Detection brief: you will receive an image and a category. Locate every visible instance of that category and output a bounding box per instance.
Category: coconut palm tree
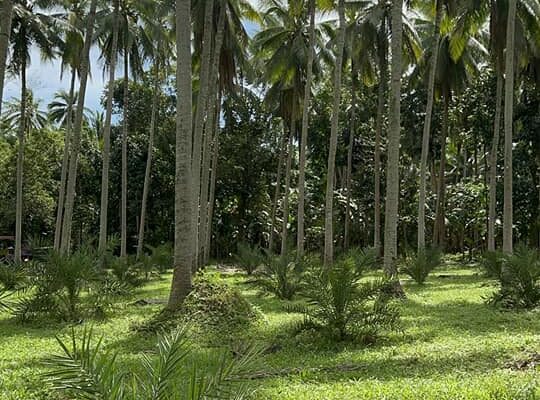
[168,0,194,308]
[0,0,14,116]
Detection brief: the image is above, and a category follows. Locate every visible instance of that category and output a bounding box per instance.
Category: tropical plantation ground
[1,258,539,400]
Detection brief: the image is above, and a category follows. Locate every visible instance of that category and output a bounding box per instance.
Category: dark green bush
[290,258,400,343]
[340,247,378,270]
[488,246,540,309]
[481,250,505,279]
[401,247,442,284]
[235,242,263,275]
[250,254,303,300]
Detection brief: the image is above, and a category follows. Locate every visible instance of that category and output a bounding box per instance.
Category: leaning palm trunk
[502,0,516,254]
[136,56,160,260]
[281,107,295,258]
[198,7,225,267]
[60,0,98,253]
[120,49,129,258]
[191,0,215,267]
[487,70,503,251]
[54,68,77,251]
[383,0,403,280]
[0,0,14,116]
[168,0,194,308]
[296,0,316,260]
[98,0,120,253]
[14,64,27,264]
[268,124,287,252]
[344,60,358,250]
[323,0,346,266]
[417,0,443,251]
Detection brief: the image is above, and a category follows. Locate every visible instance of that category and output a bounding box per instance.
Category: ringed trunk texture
[168,0,194,308]
[296,0,316,260]
[121,50,129,257]
[281,108,295,258]
[98,0,120,253]
[0,0,14,116]
[15,64,27,264]
[323,0,346,266]
[60,0,98,253]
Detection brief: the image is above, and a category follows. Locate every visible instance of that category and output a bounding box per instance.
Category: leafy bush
[235,242,263,275]
[44,326,259,400]
[481,250,504,279]
[488,246,540,309]
[340,247,378,270]
[250,254,303,300]
[145,243,173,273]
[109,256,145,287]
[401,247,442,284]
[0,262,27,290]
[290,258,400,342]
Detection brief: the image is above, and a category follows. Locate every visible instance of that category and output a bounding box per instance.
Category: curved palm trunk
[60,0,98,253]
[168,0,194,308]
[417,0,443,251]
[502,0,516,254]
[281,107,295,258]
[296,0,316,260]
[487,70,503,251]
[14,63,27,264]
[191,0,214,266]
[98,0,120,253]
[344,60,358,250]
[323,0,346,266]
[383,0,403,281]
[199,8,225,267]
[0,0,14,116]
[120,49,129,257]
[433,96,449,249]
[54,68,77,251]
[136,57,160,260]
[268,124,287,252]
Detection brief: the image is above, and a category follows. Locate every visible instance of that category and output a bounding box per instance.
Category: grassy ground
[0,261,539,399]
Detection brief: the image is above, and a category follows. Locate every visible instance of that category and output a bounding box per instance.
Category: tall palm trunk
[344,60,358,250]
[433,96,449,248]
[0,0,14,116]
[418,0,443,251]
[502,0,516,254]
[98,0,120,253]
[268,124,287,252]
[136,56,160,260]
[487,69,503,251]
[54,68,77,251]
[15,62,27,264]
[323,0,346,266]
[191,0,214,266]
[281,106,295,258]
[60,0,98,253]
[199,7,225,267]
[120,48,129,257]
[296,0,316,260]
[168,0,194,308]
[383,0,403,280]
[374,19,387,257]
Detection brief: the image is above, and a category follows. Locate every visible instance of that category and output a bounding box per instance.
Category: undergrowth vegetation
[401,247,442,284]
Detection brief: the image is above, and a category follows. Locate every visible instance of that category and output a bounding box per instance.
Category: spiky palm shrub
[251,254,303,300]
[235,242,263,275]
[401,247,442,284]
[481,250,505,279]
[488,246,540,309]
[339,247,378,270]
[44,326,258,399]
[291,258,400,342]
[0,261,27,312]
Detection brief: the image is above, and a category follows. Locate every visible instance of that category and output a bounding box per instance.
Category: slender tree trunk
[281,105,295,258]
[60,0,98,253]
[191,0,215,266]
[344,60,358,250]
[383,0,403,281]
[168,0,194,308]
[418,0,442,251]
[14,63,27,264]
[296,0,316,260]
[324,0,346,266]
[98,0,120,253]
[268,124,287,252]
[374,18,387,257]
[0,0,13,116]
[54,68,77,251]
[120,49,129,257]
[136,57,160,260]
[502,0,516,254]
[199,7,225,267]
[433,96,448,249]
[487,70,503,251]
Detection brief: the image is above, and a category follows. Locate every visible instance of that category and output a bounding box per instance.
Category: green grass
[1,262,539,399]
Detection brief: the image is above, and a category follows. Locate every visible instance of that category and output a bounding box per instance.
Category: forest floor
[1,259,539,399]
